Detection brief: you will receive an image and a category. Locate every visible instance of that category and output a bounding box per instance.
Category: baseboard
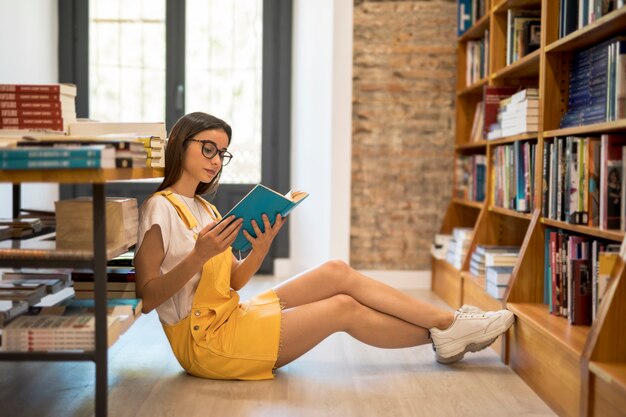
[359,270,431,290]
[271,259,431,290]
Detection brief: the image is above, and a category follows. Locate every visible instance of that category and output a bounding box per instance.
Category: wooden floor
[0,275,555,417]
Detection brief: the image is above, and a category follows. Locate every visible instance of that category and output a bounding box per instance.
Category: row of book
[454,154,486,203]
[0,83,77,132]
[560,36,626,128]
[544,230,620,324]
[541,134,626,230]
[492,141,537,213]
[465,30,489,86]
[560,0,626,39]
[486,88,539,140]
[506,9,541,66]
[457,0,487,37]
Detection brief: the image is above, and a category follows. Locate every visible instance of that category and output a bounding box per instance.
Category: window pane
[186,0,263,184]
[89,0,166,123]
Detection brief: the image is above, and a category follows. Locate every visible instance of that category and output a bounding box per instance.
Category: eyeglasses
[185,139,233,166]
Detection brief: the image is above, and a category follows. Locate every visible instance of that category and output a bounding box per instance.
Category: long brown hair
[157,112,232,196]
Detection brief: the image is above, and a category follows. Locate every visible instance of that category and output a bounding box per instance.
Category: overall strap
[157,190,198,231]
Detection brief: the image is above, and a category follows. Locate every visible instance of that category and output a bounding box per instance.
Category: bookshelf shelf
[456,140,488,150]
[540,218,625,242]
[486,132,538,145]
[458,13,490,42]
[442,1,626,415]
[543,119,626,138]
[492,0,542,14]
[545,6,626,53]
[508,302,590,357]
[492,48,540,80]
[457,77,489,97]
[0,167,164,184]
[451,198,484,209]
[589,361,626,392]
[489,206,532,220]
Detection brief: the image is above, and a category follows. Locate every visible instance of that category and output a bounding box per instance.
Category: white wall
[0,0,59,217]
[289,0,353,272]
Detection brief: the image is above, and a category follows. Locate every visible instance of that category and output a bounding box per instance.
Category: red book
[0,101,63,110]
[0,83,76,96]
[0,109,62,118]
[482,86,517,137]
[0,118,64,130]
[570,259,592,325]
[0,93,66,102]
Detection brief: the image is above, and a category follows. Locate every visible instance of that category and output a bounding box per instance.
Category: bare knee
[329,294,362,328]
[320,260,354,290]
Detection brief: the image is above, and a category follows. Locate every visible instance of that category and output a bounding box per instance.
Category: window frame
[58,0,292,273]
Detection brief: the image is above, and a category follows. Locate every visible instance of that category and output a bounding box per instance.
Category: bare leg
[273,260,454,330]
[275,294,431,368]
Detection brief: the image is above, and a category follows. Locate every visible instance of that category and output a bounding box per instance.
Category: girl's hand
[193,216,243,261]
[243,214,285,255]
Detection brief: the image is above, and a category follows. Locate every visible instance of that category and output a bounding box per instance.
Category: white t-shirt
[136,193,218,325]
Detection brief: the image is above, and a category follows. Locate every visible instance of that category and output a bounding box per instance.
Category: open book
[219,184,309,252]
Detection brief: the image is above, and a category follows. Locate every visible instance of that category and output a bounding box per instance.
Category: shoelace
[457,312,488,319]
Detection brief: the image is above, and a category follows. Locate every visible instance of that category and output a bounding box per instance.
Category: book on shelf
[0,145,115,169]
[67,121,167,143]
[0,283,47,305]
[595,246,620,320]
[70,266,136,283]
[484,252,519,267]
[0,218,43,238]
[454,154,486,202]
[72,281,135,292]
[1,278,67,294]
[485,279,507,300]
[483,86,518,139]
[599,134,626,229]
[506,9,540,65]
[1,315,121,351]
[486,265,514,285]
[0,84,77,132]
[2,270,72,283]
[0,300,28,327]
[62,298,143,318]
[55,197,138,251]
[218,184,309,252]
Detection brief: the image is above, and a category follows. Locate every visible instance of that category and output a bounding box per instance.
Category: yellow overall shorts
[156,191,282,380]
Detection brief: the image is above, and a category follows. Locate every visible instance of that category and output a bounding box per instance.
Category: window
[59,0,293,272]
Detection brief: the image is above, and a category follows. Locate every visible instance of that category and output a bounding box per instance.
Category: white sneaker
[429,309,514,364]
[458,304,483,314]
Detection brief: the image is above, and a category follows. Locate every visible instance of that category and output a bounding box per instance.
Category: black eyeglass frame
[185,139,233,165]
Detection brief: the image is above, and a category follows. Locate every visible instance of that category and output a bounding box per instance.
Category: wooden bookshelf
[439,0,626,415]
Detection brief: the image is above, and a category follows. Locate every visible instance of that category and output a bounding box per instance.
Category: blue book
[219,184,309,252]
[0,146,108,160]
[0,158,110,169]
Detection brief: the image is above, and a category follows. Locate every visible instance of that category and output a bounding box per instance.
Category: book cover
[218,184,309,252]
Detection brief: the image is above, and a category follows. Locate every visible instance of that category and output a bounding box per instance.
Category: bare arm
[135,216,243,313]
[230,214,284,290]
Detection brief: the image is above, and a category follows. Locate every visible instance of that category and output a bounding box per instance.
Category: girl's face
[182,128,230,184]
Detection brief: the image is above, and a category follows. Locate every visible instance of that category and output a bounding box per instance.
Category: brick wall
[351,0,457,269]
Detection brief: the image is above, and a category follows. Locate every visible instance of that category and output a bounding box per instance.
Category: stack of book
[2,315,121,351]
[481,246,520,299]
[498,88,539,137]
[0,270,73,326]
[560,37,626,128]
[431,233,453,260]
[0,83,77,132]
[0,218,43,238]
[482,85,517,140]
[68,121,167,168]
[55,197,138,252]
[445,228,473,269]
[71,267,136,300]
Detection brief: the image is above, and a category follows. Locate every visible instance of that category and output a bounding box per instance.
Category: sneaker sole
[434,313,515,364]
[434,337,497,364]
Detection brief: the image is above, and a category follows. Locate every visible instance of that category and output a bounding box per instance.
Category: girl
[134,112,514,381]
